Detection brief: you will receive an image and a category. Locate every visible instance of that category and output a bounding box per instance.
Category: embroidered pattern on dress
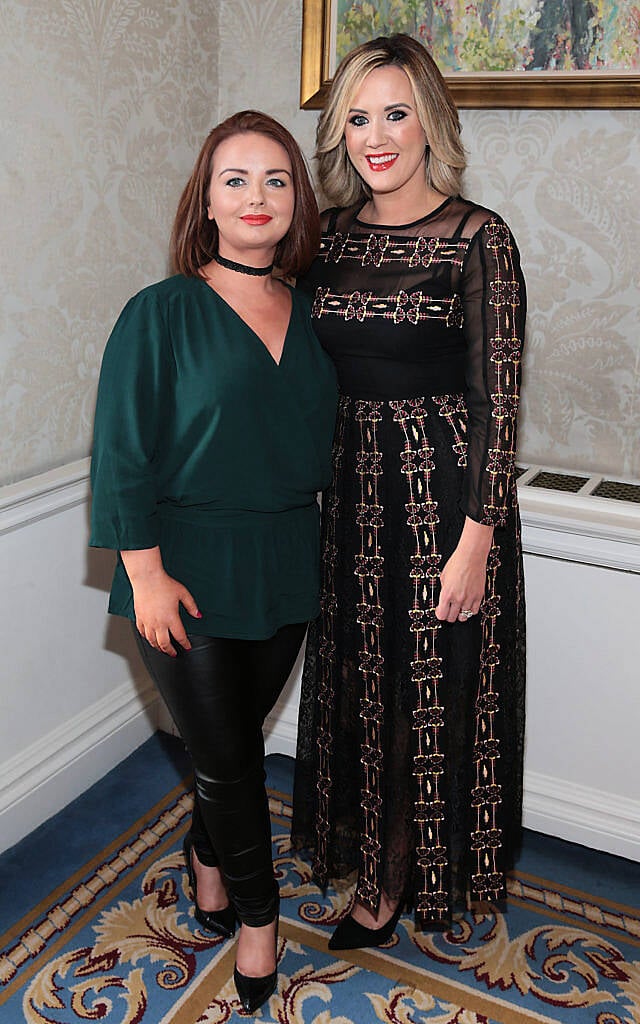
[312,287,463,328]
[481,218,523,528]
[432,393,468,466]
[390,398,450,920]
[353,400,385,911]
[464,215,522,899]
[319,233,468,270]
[470,540,505,901]
[313,396,350,886]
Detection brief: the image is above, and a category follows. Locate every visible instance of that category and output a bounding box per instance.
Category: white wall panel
[0,462,161,850]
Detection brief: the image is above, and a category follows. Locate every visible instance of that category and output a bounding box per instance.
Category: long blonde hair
[317,35,465,206]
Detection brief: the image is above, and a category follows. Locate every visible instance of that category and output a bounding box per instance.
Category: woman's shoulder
[449,196,513,239]
[129,273,198,305]
[319,206,341,233]
[118,273,206,321]
[319,203,362,233]
[449,198,523,272]
[107,276,206,349]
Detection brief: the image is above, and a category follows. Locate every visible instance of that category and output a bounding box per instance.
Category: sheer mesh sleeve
[460,217,526,526]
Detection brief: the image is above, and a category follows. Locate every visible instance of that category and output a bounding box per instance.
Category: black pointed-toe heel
[183,835,236,938]
[234,910,279,1013]
[233,964,277,1014]
[328,902,404,951]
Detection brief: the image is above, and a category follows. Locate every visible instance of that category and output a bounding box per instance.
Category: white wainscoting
[0,460,163,852]
[1,460,639,861]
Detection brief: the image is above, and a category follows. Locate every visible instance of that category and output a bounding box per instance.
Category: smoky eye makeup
[347,103,411,128]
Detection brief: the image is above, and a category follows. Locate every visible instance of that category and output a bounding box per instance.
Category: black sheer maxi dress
[291,196,527,925]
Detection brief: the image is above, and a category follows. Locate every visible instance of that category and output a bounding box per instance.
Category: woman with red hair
[91,110,337,1013]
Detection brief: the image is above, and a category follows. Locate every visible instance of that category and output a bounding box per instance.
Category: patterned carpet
[1,732,639,1023]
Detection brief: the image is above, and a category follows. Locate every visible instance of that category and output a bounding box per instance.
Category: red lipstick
[365,153,399,172]
[241,214,272,225]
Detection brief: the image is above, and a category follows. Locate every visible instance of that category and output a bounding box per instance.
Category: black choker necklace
[213,252,273,277]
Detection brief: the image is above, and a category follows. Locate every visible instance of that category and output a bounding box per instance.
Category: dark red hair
[170,111,320,279]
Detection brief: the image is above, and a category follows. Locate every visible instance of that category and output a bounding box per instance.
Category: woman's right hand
[120,547,201,657]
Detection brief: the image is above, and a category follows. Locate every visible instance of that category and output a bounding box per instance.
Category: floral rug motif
[1,742,639,1024]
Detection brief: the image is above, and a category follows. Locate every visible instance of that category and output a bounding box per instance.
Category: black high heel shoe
[183,835,236,938]
[233,910,279,1014]
[328,901,404,951]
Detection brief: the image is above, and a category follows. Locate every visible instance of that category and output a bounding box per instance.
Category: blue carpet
[1,732,639,1024]
[0,732,191,935]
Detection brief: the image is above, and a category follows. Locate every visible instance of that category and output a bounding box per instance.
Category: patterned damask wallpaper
[462,109,640,480]
[0,0,220,486]
[1,0,638,486]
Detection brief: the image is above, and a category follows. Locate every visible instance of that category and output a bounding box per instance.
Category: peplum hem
[107,503,321,640]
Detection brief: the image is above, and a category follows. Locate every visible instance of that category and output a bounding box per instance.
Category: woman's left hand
[435,518,494,623]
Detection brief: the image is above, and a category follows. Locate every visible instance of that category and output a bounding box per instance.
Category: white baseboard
[523,770,640,861]
[0,675,163,854]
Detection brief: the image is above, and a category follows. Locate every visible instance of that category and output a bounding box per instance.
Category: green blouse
[90,274,338,639]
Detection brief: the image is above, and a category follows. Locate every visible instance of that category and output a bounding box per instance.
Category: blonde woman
[292,35,526,947]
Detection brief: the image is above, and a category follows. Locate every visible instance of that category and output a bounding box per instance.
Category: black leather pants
[135,622,306,926]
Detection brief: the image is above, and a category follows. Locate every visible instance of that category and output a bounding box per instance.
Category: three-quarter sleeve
[90,291,173,550]
[460,217,526,526]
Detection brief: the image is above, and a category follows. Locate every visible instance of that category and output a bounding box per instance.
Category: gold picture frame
[300,0,640,109]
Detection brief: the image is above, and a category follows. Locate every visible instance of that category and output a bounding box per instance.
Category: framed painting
[301,0,640,108]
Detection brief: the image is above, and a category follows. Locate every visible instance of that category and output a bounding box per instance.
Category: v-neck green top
[90,274,338,639]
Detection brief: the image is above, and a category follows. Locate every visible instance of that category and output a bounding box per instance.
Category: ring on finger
[460,609,473,619]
